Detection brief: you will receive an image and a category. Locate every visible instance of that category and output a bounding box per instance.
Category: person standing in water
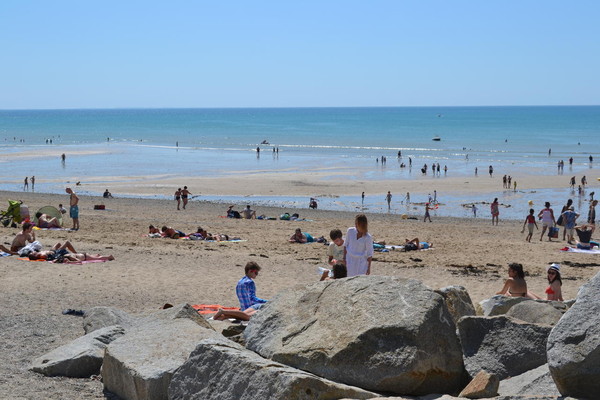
[385,191,392,210]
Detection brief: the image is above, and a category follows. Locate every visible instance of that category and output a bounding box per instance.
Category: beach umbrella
[33,206,63,226]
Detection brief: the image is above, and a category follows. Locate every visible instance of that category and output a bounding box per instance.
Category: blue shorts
[70,205,79,219]
[420,242,430,249]
[577,243,591,250]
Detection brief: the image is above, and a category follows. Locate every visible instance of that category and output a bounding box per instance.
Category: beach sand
[1,189,598,399]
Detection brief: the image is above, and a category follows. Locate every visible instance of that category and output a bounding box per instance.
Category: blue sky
[1,1,599,109]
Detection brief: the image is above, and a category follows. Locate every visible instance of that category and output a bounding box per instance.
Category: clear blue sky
[1,1,599,109]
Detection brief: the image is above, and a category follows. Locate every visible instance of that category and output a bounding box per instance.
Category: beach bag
[556,215,564,226]
[548,226,559,239]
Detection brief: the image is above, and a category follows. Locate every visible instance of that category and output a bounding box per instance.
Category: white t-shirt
[327,241,345,262]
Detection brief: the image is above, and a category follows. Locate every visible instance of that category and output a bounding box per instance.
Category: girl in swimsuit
[496,263,534,298]
[545,264,563,301]
[174,188,182,210]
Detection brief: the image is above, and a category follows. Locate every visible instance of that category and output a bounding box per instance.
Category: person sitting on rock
[496,263,536,299]
[545,263,563,301]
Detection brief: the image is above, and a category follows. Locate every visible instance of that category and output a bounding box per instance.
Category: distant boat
[261,139,269,145]
[432,136,441,141]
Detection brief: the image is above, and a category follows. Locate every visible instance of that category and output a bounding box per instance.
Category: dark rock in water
[245,276,465,396]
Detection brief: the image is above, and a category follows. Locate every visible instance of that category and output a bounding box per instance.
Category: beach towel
[1,251,11,257]
[560,247,600,254]
[60,259,111,265]
[33,227,70,231]
[192,304,240,315]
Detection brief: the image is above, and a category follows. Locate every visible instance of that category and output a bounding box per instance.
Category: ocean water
[0,106,598,219]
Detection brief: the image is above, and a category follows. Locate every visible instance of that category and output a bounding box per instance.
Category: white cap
[547,263,560,272]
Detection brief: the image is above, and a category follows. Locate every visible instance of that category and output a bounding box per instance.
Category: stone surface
[478,295,529,317]
[168,338,379,400]
[30,325,124,378]
[498,364,560,397]
[102,304,220,400]
[458,370,499,399]
[83,306,135,334]
[435,285,476,325]
[245,276,465,395]
[547,271,600,397]
[505,300,563,325]
[457,315,552,380]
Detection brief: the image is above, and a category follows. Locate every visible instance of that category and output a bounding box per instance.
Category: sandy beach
[1,188,598,399]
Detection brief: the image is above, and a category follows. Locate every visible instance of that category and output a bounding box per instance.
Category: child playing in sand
[521,209,538,242]
[344,214,373,277]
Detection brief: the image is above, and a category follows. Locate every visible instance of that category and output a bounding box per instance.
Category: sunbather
[36,212,62,228]
[289,228,314,243]
[402,238,433,251]
[161,226,186,239]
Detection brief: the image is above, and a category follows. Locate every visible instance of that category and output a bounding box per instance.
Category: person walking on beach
[569,176,576,189]
[561,206,579,244]
[31,176,35,191]
[581,176,587,187]
[475,167,478,176]
[488,165,494,178]
[61,153,66,163]
[23,177,28,191]
[385,191,392,210]
[491,198,500,225]
[174,188,181,210]
[66,187,80,231]
[404,192,410,204]
[424,203,432,222]
[588,200,598,225]
[472,204,477,218]
[344,214,373,277]
[521,209,538,242]
[181,186,191,209]
[538,202,556,241]
[559,199,573,241]
[361,192,365,205]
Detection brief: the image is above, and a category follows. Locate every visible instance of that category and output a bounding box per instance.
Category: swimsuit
[508,289,527,297]
[545,286,554,295]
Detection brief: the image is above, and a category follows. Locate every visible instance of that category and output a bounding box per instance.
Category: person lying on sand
[289,228,314,243]
[496,263,537,299]
[161,226,186,239]
[402,238,432,251]
[36,212,62,229]
[0,222,35,255]
[28,250,114,263]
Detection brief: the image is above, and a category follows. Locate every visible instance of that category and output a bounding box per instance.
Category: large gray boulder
[168,338,379,400]
[102,304,219,400]
[83,306,135,334]
[457,315,552,380]
[497,364,560,397]
[30,325,125,377]
[505,300,564,326]
[478,295,529,316]
[547,271,600,397]
[435,285,476,325]
[245,276,465,395]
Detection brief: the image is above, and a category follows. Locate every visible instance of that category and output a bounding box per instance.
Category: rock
[168,338,379,400]
[498,364,560,396]
[435,285,476,325]
[30,325,124,378]
[505,301,563,325]
[458,370,499,399]
[547,271,600,397]
[83,306,135,334]
[478,295,529,316]
[244,276,465,395]
[102,304,220,400]
[457,315,551,380]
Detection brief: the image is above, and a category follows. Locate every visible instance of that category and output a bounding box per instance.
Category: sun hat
[547,263,560,273]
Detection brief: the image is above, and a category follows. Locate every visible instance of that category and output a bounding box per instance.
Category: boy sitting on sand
[0,222,36,255]
[214,262,267,321]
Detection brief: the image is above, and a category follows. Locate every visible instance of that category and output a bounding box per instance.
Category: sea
[0,106,598,220]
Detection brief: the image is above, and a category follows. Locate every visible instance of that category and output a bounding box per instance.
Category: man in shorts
[66,187,80,230]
